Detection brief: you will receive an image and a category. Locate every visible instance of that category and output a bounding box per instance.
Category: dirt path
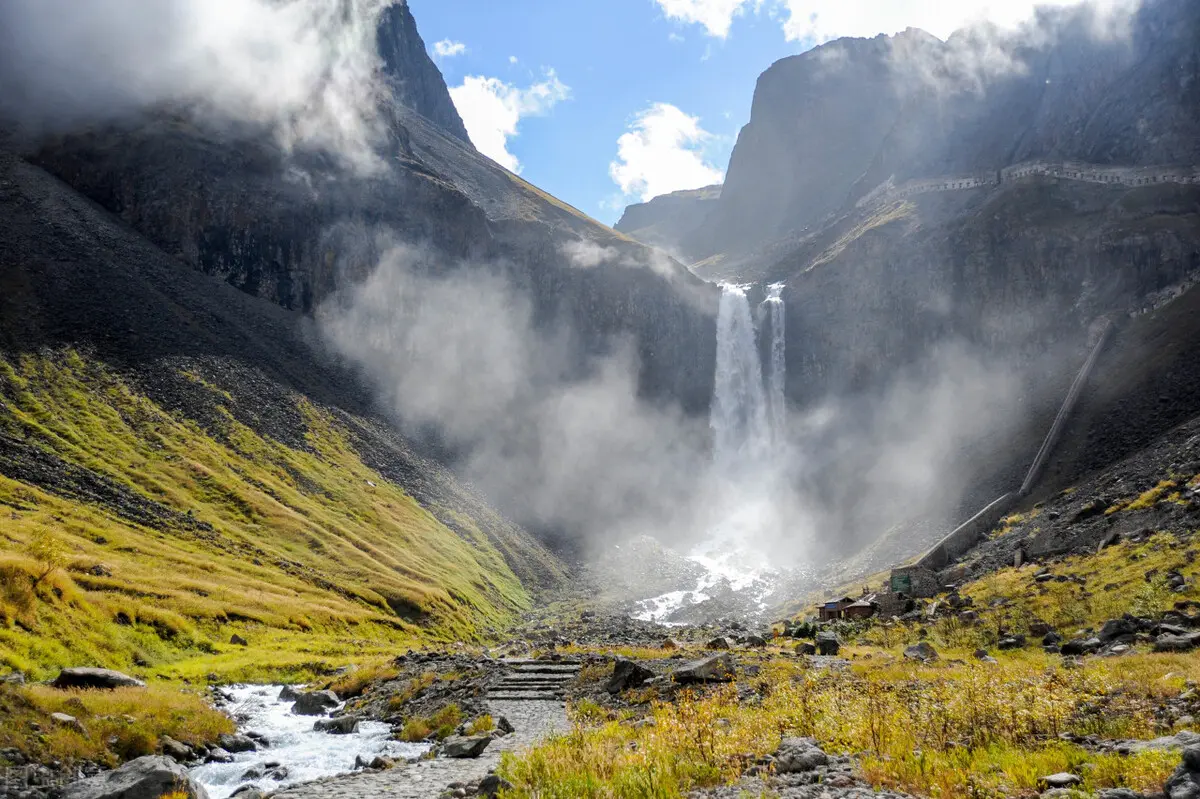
[272,661,577,799]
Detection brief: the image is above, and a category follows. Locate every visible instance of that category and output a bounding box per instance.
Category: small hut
[842,594,879,620]
[818,596,855,622]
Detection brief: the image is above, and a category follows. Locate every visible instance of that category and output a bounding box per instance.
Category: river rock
[231,788,267,799]
[292,689,339,715]
[607,659,654,693]
[671,654,736,684]
[314,716,361,734]
[774,737,829,773]
[442,735,492,758]
[59,755,209,799]
[159,735,194,762]
[218,733,258,753]
[52,667,145,690]
[205,747,234,764]
[479,774,514,797]
[278,685,302,702]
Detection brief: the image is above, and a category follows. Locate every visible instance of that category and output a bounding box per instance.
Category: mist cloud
[0,0,390,169]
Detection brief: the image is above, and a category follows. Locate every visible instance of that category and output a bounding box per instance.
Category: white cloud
[509,55,519,64]
[432,39,466,58]
[777,0,1140,42]
[449,70,570,172]
[654,0,755,38]
[655,0,1141,42]
[609,103,724,203]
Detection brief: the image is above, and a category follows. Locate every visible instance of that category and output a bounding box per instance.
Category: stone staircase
[486,659,581,702]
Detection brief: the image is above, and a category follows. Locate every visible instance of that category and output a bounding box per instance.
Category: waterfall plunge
[711,284,772,472]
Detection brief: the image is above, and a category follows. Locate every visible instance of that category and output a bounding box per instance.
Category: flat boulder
[60,755,209,799]
[774,737,829,773]
[1155,632,1200,653]
[314,716,360,735]
[607,659,654,694]
[903,643,938,662]
[217,733,257,753]
[53,668,145,690]
[291,689,339,716]
[671,654,736,684]
[442,735,492,759]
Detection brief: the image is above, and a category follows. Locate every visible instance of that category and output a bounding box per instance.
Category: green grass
[0,349,549,682]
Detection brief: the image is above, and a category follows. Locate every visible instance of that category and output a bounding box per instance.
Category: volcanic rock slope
[0,1,713,677]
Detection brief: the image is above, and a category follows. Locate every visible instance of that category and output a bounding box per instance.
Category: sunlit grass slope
[0,349,544,682]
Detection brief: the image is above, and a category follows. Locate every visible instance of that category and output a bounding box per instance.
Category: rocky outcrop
[377,1,471,144]
[614,185,721,259]
[292,690,340,716]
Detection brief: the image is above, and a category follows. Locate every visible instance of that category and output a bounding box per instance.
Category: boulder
[314,716,361,734]
[1042,773,1082,789]
[442,735,492,759]
[904,643,938,662]
[205,748,234,764]
[278,685,302,702]
[1155,632,1200,653]
[774,737,829,773]
[745,635,768,648]
[1099,618,1139,643]
[815,631,840,656]
[671,654,736,684]
[1,671,26,685]
[52,668,145,690]
[217,733,257,753]
[51,712,87,735]
[368,756,395,770]
[1164,745,1200,799]
[1061,638,1102,656]
[60,755,209,799]
[291,689,339,716]
[795,642,816,656]
[607,659,654,694]
[706,636,732,650]
[479,774,514,798]
[497,716,515,734]
[1043,631,1063,646]
[230,634,249,646]
[997,635,1026,650]
[231,789,267,799]
[159,735,194,762]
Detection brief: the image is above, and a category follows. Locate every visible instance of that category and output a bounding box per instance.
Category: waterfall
[763,283,786,446]
[710,283,771,472]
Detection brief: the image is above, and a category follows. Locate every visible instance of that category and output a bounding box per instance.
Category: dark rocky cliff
[613,185,721,257]
[377,1,472,144]
[683,0,1200,260]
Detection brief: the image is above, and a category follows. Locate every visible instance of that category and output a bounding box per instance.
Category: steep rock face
[692,0,1200,260]
[377,1,471,144]
[614,185,721,259]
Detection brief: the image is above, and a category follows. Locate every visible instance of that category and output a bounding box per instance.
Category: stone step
[486,692,563,701]
[508,665,581,675]
[496,673,575,682]
[502,659,583,667]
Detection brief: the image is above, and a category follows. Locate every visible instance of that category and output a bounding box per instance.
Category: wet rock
[442,735,492,759]
[278,685,302,702]
[205,748,234,764]
[239,765,265,782]
[607,659,654,694]
[671,654,736,684]
[159,735,194,762]
[52,667,145,690]
[291,689,339,715]
[774,737,829,773]
[230,788,266,799]
[815,631,840,656]
[369,756,395,770]
[217,733,257,753]
[314,716,361,734]
[904,642,938,662]
[59,755,209,799]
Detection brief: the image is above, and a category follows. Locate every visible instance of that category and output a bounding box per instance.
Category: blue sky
[409,0,808,224]
[407,0,1108,225]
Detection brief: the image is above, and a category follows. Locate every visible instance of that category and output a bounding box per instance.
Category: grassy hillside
[0,348,548,683]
